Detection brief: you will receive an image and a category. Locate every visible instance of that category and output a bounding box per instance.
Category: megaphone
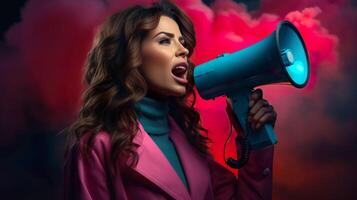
[193,20,310,168]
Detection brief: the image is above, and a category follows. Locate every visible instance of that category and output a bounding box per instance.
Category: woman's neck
[134,95,170,135]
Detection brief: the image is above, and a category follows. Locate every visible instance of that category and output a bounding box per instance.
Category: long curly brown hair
[64,0,212,173]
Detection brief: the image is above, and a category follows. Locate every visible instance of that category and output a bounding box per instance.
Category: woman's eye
[159,38,171,44]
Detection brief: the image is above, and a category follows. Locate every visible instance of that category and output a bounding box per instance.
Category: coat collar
[128,115,211,200]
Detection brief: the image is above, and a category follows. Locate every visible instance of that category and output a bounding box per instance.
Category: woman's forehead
[150,16,182,38]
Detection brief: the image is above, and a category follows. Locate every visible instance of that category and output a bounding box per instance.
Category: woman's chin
[169,86,186,97]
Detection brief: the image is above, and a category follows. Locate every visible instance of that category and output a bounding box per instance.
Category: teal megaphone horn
[193,20,310,168]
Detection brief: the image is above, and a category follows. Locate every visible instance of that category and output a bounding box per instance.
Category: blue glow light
[286,60,308,85]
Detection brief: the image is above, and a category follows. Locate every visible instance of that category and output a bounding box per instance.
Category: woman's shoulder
[65,130,112,163]
[89,131,111,145]
[77,130,112,154]
[64,131,117,187]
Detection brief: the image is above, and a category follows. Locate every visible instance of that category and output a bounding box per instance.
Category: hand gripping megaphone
[193,21,310,168]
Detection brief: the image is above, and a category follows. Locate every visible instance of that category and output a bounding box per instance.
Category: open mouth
[171,64,188,84]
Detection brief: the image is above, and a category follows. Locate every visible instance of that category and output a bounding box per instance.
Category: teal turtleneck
[134,96,189,190]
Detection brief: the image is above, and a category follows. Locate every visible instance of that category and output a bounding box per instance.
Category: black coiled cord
[224,124,250,169]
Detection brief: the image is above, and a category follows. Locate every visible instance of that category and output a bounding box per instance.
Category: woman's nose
[176,43,189,58]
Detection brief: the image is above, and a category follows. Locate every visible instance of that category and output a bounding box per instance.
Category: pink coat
[64,115,274,200]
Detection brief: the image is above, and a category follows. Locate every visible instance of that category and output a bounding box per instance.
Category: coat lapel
[168,115,211,200]
[128,118,191,200]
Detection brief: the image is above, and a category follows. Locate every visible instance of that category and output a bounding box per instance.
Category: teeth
[175,65,186,70]
[172,65,187,77]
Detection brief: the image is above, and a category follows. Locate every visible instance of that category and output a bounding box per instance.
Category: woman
[64,0,277,199]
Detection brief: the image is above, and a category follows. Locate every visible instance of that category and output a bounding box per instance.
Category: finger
[256,106,276,126]
[250,106,272,130]
[250,88,263,101]
[252,106,273,123]
[256,112,276,129]
[249,99,268,116]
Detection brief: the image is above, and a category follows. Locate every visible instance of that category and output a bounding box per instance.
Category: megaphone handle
[228,88,278,150]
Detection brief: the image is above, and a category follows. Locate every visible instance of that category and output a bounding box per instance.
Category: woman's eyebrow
[152,31,184,42]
